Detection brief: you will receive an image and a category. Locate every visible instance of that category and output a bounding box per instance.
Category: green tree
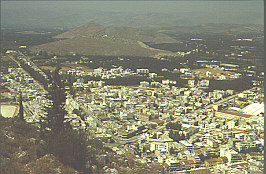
[19,93,24,121]
[166,121,182,130]
[40,66,89,172]
[43,51,48,59]
[169,147,175,154]
[169,130,186,142]
[169,115,174,121]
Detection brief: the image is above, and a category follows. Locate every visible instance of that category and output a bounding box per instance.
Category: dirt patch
[191,68,238,80]
[192,68,235,76]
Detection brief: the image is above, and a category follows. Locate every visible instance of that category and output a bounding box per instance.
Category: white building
[94,68,103,75]
[150,142,169,152]
[220,145,238,163]
[188,80,195,86]
[218,75,227,80]
[198,79,209,87]
[149,73,158,78]
[227,120,235,129]
[180,68,190,74]
[86,117,97,128]
[162,79,176,85]
[140,81,149,87]
[206,71,212,77]
[137,69,149,74]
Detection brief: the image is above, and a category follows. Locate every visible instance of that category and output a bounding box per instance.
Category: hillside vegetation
[0,117,77,173]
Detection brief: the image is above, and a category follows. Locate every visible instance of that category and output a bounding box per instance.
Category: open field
[192,68,236,76]
[40,64,95,72]
[1,104,19,118]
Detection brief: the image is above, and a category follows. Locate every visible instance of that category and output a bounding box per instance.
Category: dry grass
[192,68,236,76]
[30,37,170,57]
[30,22,176,57]
[40,64,94,72]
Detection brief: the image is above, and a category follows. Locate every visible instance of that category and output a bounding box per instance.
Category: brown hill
[30,22,177,57]
[54,21,177,43]
[54,21,106,39]
[30,37,172,57]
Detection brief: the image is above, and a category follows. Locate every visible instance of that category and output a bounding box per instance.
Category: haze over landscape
[1,1,264,29]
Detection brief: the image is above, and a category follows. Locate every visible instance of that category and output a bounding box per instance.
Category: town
[1,45,264,173]
[1,0,264,173]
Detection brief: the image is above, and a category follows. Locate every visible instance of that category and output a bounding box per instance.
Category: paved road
[7,53,48,93]
[194,87,256,115]
[7,54,21,67]
[193,94,238,115]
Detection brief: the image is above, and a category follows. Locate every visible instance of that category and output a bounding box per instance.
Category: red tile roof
[216,158,222,162]
[162,163,170,167]
[127,154,136,160]
[187,160,195,164]
[158,94,173,98]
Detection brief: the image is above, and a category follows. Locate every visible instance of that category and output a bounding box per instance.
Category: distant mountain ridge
[158,23,264,34]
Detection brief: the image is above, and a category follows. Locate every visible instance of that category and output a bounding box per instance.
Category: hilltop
[30,22,177,57]
[54,21,106,39]
[54,21,177,43]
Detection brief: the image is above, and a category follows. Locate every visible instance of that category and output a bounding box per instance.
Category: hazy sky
[2,1,262,13]
[1,1,264,29]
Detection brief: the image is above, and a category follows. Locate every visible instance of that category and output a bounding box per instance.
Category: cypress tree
[40,65,89,172]
[19,93,24,121]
